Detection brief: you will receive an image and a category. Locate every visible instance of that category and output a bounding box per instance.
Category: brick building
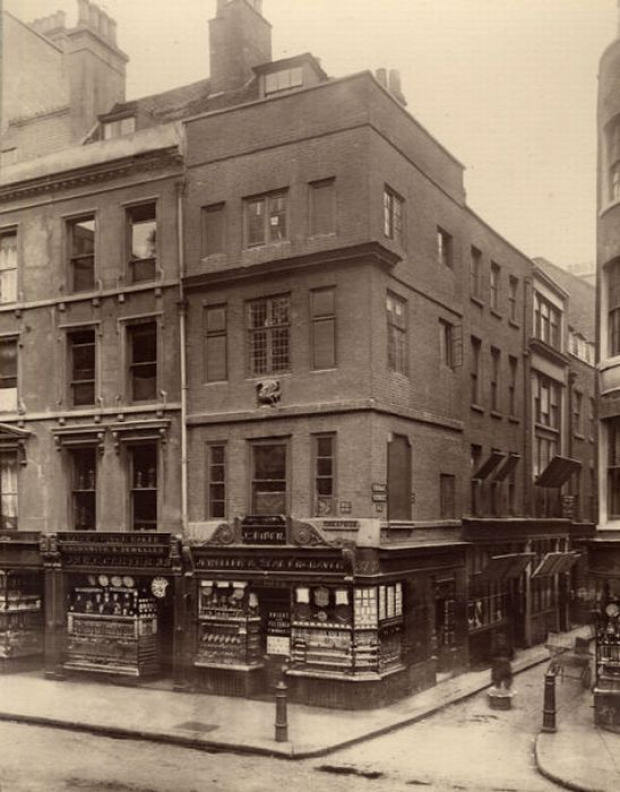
[0,0,595,706]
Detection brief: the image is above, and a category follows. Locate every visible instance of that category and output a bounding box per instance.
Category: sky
[5,0,619,270]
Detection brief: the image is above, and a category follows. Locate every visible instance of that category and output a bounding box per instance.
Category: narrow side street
[0,662,584,792]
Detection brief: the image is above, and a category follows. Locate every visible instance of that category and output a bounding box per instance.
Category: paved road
[0,663,581,791]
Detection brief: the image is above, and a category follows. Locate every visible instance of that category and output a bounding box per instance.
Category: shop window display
[64,575,159,677]
[0,571,43,662]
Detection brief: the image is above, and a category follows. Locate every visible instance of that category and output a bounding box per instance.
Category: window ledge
[470,295,484,308]
[508,415,520,424]
[490,309,503,320]
[471,403,484,414]
[534,422,560,434]
[311,367,338,373]
[490,410,503,420]
[573,432,586,441]
[508,319,520,329]
[308,232,337,241]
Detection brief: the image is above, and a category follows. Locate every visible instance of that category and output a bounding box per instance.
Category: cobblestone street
[0,662,587,791]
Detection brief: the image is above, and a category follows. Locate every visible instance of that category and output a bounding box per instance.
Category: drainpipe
[177,180,188,535]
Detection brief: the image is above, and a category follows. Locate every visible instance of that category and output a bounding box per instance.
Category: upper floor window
[207,444,226,519]
[534,372,560,429]
[130,443,157,531]
[128,203,157,283]
[534,293,561,349]
[439,473,456,519]
[470,246,482,300]
[205,305,227,382]
[608,118,620,201]
[0,338,17,413]
[573,390,583,436]
[314,434,336,517]
[383,187,403,246]
[71,447,96,531]
[386,292,407,374]
[103,116,135,140]
[508,276,518,322]
[437,227,453,268]
[309,179,335,236]
[245,191,287,247]
[608,418,620,518]
[490,262,500,312]
[470,336,481,405]
[0,452,18,530]
[128,322,157,402]
[69,329,96,407]
[311,288,336,370]
[247,295,290,375]
[202,203,225,256]
[609,261,620,356]
[490,347,500,412]
[0,230,17,304]
[68,216,95,293]
[508,355,518,416]
[439,319,455,369]
[265,67,303,94]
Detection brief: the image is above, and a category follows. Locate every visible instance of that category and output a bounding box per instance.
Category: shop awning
[477,552,535,584]
[531,551,580,578]
[492,453,521,482]
[535,455,581,488]
[473,450,506,480]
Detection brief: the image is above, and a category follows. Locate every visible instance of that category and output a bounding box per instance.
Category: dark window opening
[314,434,335,516]
[205,305,227,382]
[68,216,95,292]
[252,443,287,515]
[71,447,96,531]
[129,322,157,402]
[130,444,157,531]
[311,288,336,369]
[69,329,95,407]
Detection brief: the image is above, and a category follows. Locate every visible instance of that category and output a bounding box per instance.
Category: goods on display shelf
[195,580,262,667]
[64,578,160,677]
[596,602,620,689]
[0,571,43,661]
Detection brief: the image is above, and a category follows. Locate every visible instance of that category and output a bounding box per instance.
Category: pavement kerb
[534,737,605,792]
[0,647,553,761]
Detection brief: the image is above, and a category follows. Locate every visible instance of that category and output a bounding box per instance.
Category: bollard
[275,680,288,742]
[542,668,557,733]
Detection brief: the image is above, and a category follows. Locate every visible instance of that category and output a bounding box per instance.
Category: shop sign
[267,609,290,635]
[195,555,345,573]
[241,516,287,545]
[266,635,290,655]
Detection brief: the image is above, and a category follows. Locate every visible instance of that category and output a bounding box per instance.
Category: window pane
[131,219,156,261]
[206,306,226,333]
[0,233,17,272]
[71,219,95,256]
[268,194,287,241]
[132,258,156,283]
[73,257,95,292]
[254,444,286,479]
[0,452,17,530]
[132,365,157,401]
[247,199,265,245]
[311,288,335,318]
[211,446,225,465]
[317,437,332,457]
[131,324,157,363]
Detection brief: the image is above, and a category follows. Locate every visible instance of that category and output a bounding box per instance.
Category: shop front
[187,517,467,709]
[0,532,44,671]
[40,532,183,683]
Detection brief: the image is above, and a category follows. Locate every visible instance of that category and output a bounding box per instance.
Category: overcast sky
[6,0,618,269]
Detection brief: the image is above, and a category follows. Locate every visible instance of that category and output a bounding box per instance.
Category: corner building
[0,0,595,707]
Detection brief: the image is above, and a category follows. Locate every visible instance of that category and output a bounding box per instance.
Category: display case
[194,581,262,669]
[0,571,43,663]
[596,603,620,691]
[64,578,159,677]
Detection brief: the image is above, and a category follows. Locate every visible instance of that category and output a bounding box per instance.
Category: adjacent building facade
[0,0,596,707]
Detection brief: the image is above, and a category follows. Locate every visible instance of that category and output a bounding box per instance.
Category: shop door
[387,435,411,521]
[258,587,291,691]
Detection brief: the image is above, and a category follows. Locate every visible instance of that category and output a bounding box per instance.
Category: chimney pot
[376,68,387,87]
[388,69,401,93]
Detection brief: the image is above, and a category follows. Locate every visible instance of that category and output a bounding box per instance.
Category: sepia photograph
[0,0,618,789]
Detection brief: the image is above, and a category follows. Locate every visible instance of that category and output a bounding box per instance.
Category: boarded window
[311,288,336,369]
[205,305,227,382]
[309,179,335,236]
[202,203,225,256]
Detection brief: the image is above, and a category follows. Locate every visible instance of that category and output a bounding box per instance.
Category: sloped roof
[533,257,595,341]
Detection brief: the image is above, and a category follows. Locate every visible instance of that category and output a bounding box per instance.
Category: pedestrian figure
[491,634,514,690]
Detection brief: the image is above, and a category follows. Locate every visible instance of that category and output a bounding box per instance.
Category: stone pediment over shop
[189,515,357,549]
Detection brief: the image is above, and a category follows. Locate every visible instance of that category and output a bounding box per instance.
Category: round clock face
[122,576,135,589]
[606,603,620,618]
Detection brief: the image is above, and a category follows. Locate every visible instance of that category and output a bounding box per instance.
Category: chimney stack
[209,0,272,94]
[388,69,407,106]
[375,68,387,88]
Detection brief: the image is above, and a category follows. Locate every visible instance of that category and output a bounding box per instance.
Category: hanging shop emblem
[150,576,169,599]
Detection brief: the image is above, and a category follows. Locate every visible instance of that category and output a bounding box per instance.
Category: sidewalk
[536,689,620,792]
[0,631,580,760]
